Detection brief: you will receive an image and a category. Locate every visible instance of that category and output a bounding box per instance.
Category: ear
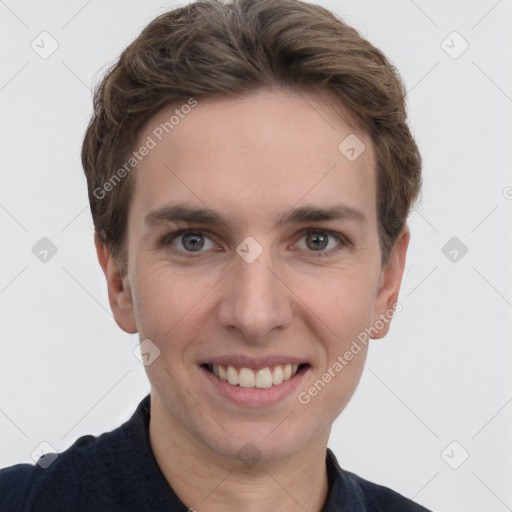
[370,225,410,340]
[94,231,138,334]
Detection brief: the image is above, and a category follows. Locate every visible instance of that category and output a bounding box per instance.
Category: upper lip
[201,355,309,369]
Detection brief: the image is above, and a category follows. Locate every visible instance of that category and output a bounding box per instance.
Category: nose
[216,241,294,345]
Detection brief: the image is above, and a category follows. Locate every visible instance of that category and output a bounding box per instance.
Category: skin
[95,88,410,512]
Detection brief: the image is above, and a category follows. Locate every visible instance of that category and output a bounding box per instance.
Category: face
[96,88,409,464]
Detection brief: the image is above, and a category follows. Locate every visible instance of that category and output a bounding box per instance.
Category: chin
[198,419,321,467]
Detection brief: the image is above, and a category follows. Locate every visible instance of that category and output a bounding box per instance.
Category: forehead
[129,89,376,230]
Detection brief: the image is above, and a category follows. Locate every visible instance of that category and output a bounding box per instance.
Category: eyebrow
[143,203,368,230]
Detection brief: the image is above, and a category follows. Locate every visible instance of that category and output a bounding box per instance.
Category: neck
[148,395,330,512]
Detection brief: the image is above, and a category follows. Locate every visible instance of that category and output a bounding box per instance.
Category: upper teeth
[211,364,300,389]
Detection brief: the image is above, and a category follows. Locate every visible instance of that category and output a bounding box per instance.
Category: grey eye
[305,232,329,251]
[180,232,205,251]
[294,230,344,254]
[164,230,216,254]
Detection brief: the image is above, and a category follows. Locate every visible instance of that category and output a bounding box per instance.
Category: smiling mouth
[201,363,309,389]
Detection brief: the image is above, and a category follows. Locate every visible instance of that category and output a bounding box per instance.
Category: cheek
[298,267,378,341]
[294,268,374,410]
[132,264,199,342]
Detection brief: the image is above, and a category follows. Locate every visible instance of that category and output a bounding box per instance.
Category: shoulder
[0,462,38,511]
[327,449,432,511]
[0,431,123,512]
[342,469,432,511]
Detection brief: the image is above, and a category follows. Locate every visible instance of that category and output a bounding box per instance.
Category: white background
[1,1,511,511]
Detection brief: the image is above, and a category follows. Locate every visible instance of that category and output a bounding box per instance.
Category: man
[0,0,430,510]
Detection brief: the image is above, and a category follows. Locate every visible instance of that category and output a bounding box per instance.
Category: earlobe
[370,226,410,340]
[94,231,138,334]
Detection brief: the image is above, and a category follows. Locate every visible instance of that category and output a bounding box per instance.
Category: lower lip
[200,366,310,407]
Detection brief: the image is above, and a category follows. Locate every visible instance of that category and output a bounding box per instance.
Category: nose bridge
[217,240,293,342]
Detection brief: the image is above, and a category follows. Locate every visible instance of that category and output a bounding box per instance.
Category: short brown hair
[82,0,421,275]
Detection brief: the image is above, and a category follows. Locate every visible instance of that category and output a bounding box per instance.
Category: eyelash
[160,228,351,259]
